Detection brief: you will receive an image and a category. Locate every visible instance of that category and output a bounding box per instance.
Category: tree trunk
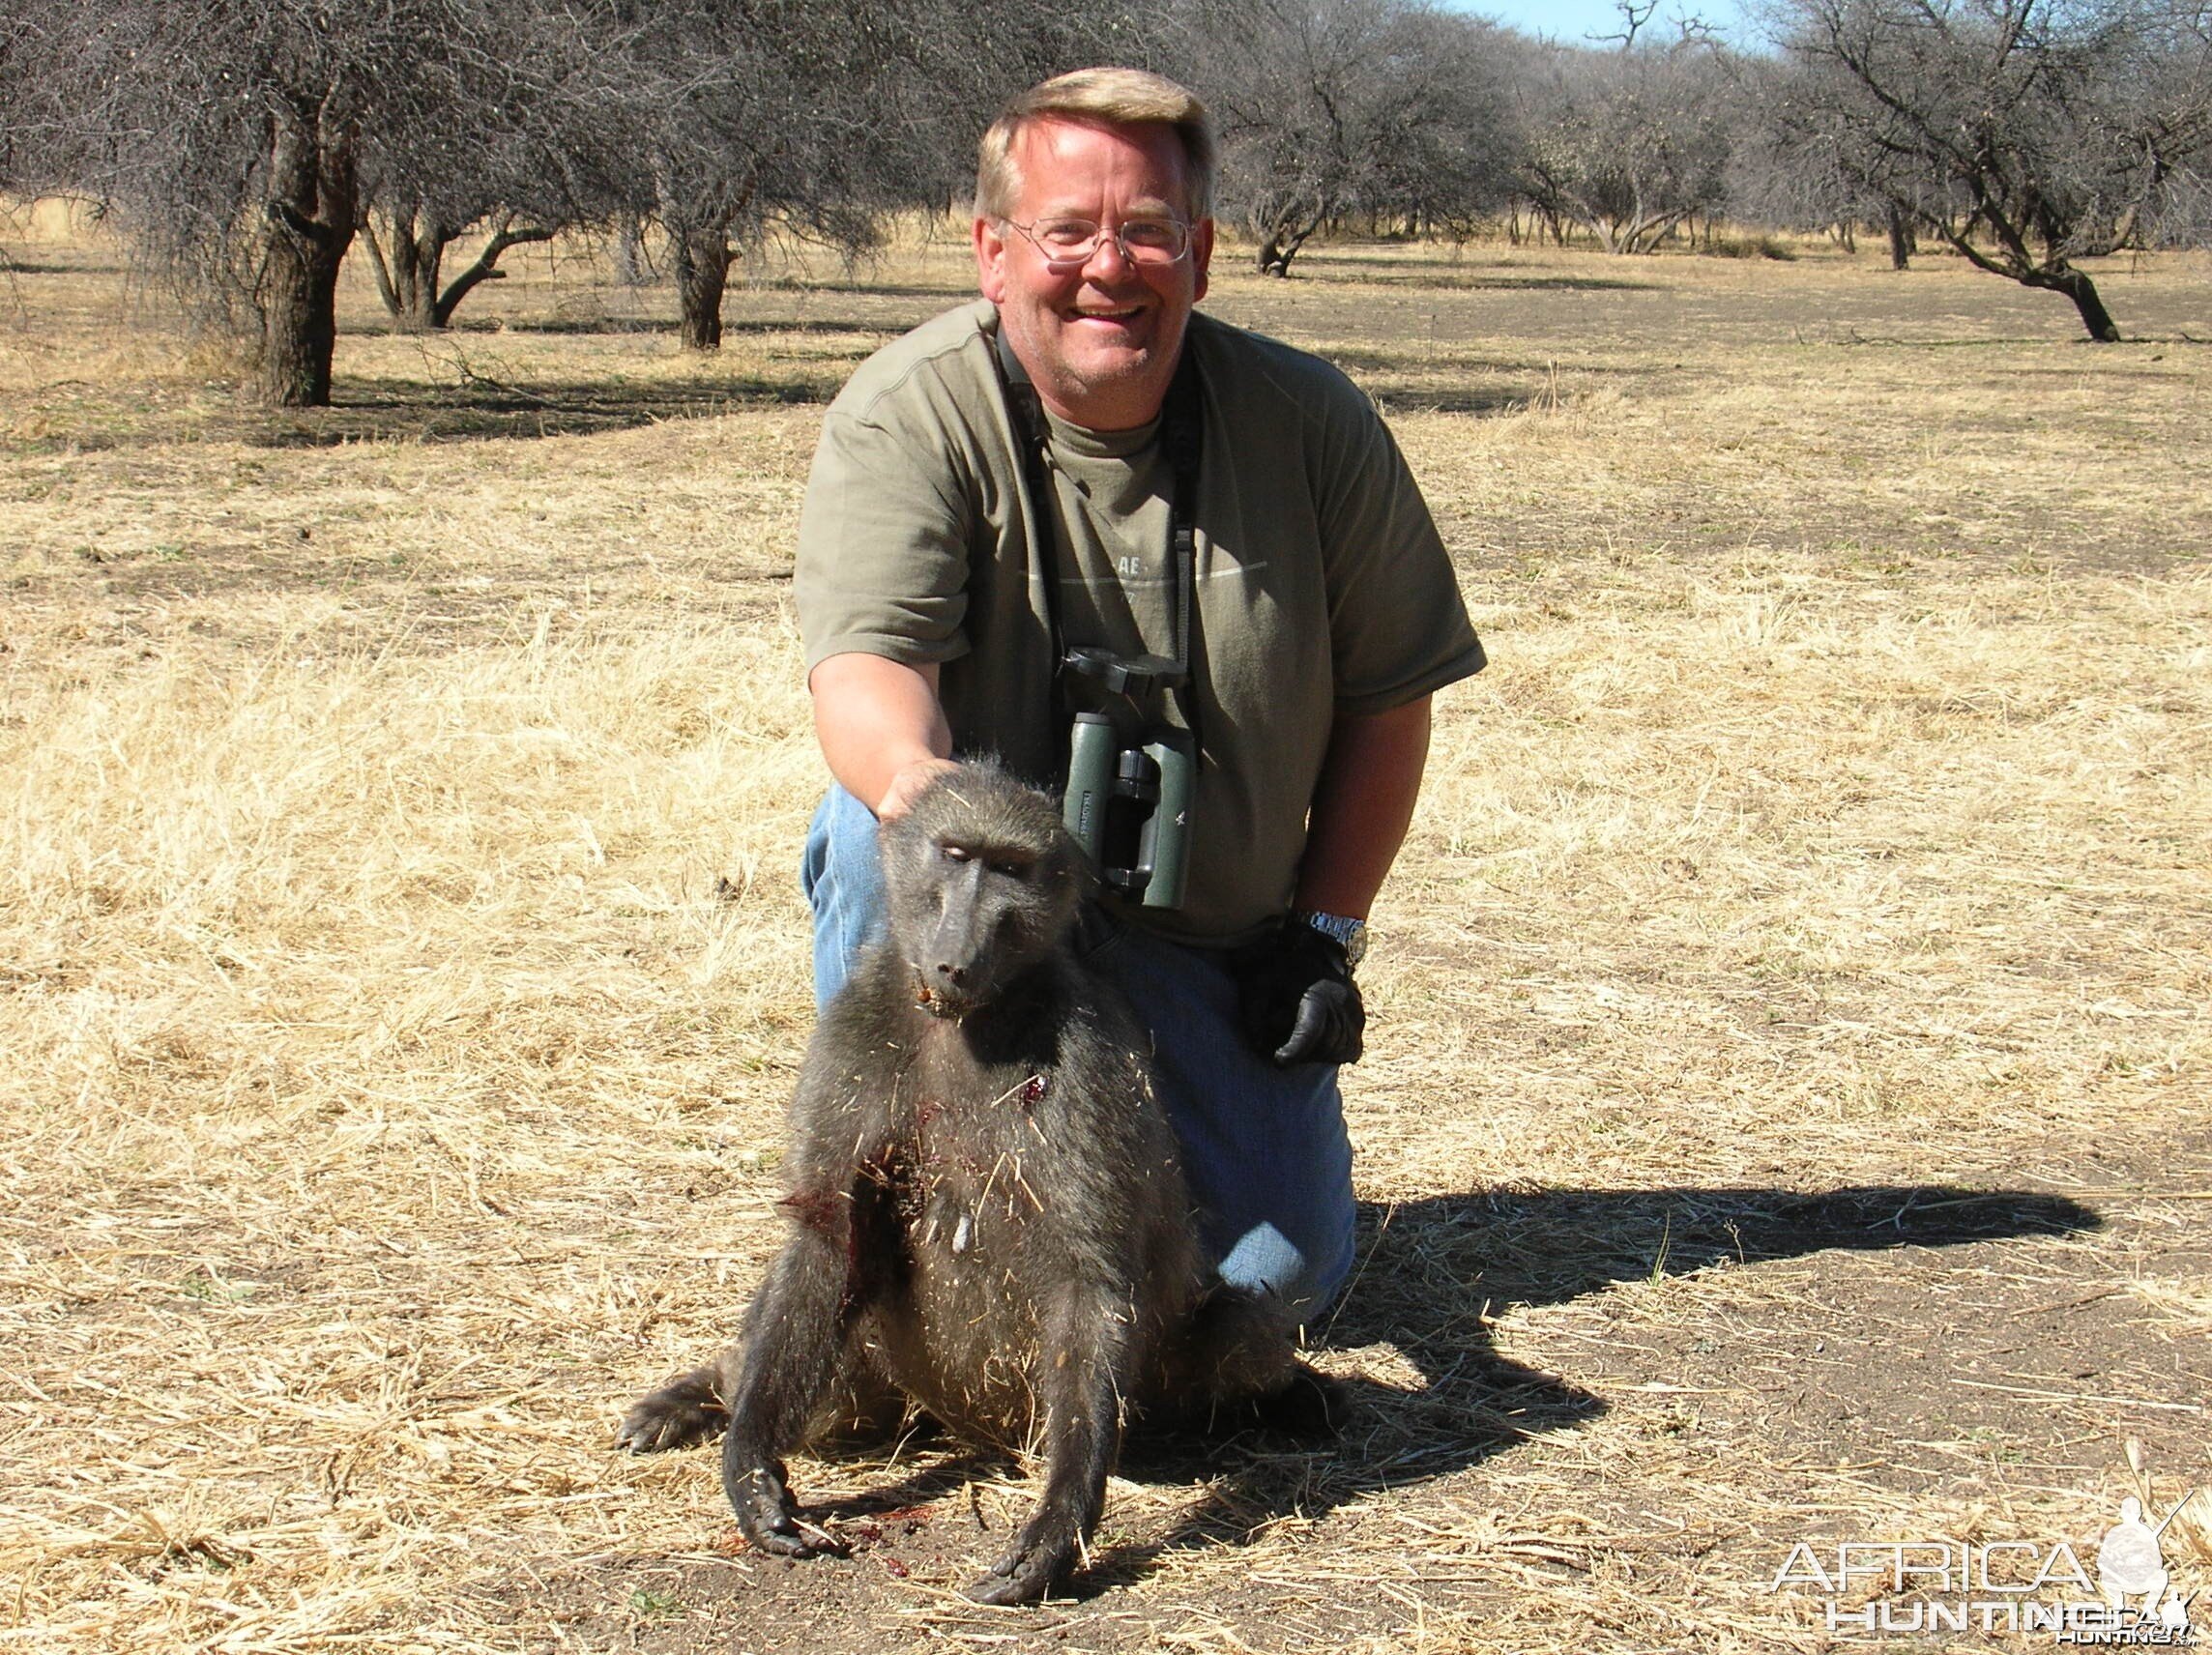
[432,220,555,327]
[363,208,443,332]
[613,218,649,286]
[1255,203,1323,277]
[1936,215,2125,343]
[671,222,734,349]
[2029,266,2122,342]
[1884,206,1910,271]
[259,100,359,407]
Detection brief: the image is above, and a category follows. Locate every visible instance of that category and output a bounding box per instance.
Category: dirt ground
[468,1177,2207,1655]
[2,221,2207,1654]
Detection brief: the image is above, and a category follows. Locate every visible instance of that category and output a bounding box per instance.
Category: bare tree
[1513,31,1738,254]
[1590,0,1660,49]
[614,0,1179,348]
[359,211,559,332]
[3,0,557,403]
[1729,49,1948,265]
[560,0,1076,350]
[1197,0,1514,276]
[595,3,862,353]
[1770,0,2212,339]
[351,10,595,334]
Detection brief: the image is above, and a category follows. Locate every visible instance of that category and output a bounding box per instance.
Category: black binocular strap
[990,323,1207,752]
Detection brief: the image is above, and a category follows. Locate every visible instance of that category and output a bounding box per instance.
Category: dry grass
[2,217,2206,1653]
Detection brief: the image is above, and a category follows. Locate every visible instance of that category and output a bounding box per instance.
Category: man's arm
[1292,695,1434,919]
[1235,695,1431,1067]
[808,653,958,819]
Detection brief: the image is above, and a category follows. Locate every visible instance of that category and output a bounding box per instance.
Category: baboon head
[878,765,1088,1019]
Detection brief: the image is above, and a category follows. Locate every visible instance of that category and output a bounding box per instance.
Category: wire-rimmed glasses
[1001,216,1194,271]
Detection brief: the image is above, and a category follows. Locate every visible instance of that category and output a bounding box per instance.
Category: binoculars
[1058,646,1196,910]
[1062,711,1194,911]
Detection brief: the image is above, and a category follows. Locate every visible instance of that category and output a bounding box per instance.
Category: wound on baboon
[617,762,1336,1604]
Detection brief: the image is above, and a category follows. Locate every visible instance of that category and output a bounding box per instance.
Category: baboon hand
[724,1456,824,1558]
[614,1369,727,1453]
[965,1506,1086,1605]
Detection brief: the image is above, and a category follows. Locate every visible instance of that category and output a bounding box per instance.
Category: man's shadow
[802,1184,2096,1594]
[1102,1182,2098,1587]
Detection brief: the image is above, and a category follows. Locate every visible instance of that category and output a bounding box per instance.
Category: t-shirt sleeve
[1315,392,1485,714]
[793,405,976,674]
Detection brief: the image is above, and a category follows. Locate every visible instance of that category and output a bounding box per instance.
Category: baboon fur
[617,763,1330,1604]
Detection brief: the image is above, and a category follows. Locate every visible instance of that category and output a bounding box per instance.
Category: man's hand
[1233,919,1365,1068]
[875,757,963,820]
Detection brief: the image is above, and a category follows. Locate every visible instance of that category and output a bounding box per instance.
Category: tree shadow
[754,280,976,302]
[1821,332,2151,350]
[1277,253,1666,293]
[1074,1182,2099,1590]
[232,372,837,446]
[1372,388,1538,416]
[1368,387,1551,415]
[472,315,899,343]
[0,259,127,276]
[1303,350,1658,415]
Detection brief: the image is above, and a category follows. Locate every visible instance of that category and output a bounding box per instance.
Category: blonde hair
[975,68,1217,222]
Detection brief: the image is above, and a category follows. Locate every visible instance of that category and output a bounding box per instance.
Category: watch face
[1341,924,1368,970]
[1298,912,1367,968]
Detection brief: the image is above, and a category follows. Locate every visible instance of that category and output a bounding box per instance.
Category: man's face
[975,117,1214,432]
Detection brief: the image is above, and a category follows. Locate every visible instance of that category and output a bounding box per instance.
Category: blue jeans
[800,786,1356,1320]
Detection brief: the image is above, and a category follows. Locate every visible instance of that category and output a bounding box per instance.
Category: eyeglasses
[1002,216,1194,271]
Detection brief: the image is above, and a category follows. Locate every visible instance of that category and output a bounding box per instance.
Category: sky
[1457,0,1764,47]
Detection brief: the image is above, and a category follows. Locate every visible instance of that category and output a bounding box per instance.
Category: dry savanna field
[2,207,2208,1653]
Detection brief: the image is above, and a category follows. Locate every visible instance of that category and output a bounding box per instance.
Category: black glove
[1232,918,1365,1068]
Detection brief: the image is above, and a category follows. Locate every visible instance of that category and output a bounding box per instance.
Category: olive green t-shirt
[795,300,1484,944]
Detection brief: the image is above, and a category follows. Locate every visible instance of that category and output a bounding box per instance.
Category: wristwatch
[1293,910,1368,971]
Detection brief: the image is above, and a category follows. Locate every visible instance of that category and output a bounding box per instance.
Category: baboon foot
[1245,1362,1349,1439]
[614,1367,727,1454]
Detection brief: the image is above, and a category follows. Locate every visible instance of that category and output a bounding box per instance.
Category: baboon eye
[940,843,972,863]
[988,858,1032,881]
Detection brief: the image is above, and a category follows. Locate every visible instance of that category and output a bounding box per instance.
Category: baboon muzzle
[912,861,999,1017]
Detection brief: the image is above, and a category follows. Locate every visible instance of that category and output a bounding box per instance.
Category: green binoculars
[1062,712,1194,911]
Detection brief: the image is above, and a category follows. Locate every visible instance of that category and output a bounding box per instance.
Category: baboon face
[880,769,1087,1019]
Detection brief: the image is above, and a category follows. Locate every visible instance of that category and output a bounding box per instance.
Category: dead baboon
[618,762,1333,1604]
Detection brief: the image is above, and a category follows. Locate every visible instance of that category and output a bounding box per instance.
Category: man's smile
[1067,302,1148,323]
